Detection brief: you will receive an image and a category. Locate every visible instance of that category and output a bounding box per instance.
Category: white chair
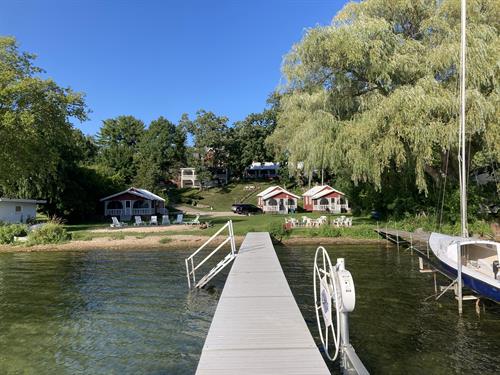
[184,215,200,225]
[110,217,127,228]
[162,215,170,225]
[150,215,158,225]
[134,216,144,226]
[174,213,183,224]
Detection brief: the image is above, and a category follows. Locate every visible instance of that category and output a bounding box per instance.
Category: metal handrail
[185,220,236,288]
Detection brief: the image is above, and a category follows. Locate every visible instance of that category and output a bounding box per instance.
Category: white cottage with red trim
[302,185,349,213]
[257,186,299,214]
[100,187,167,220]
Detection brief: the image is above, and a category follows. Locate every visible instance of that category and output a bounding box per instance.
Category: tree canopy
[134,116,187,192]
[96,115,145,184]
[0,36,88,196]
[269,0,499,196]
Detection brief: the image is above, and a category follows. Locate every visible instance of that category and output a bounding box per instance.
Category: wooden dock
[375,228,430,248]
[196,232,330,375]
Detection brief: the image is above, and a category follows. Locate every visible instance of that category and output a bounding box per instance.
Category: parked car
[231,203,262,215]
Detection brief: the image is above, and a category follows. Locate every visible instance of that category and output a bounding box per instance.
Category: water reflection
[0,250,221,374]
[0,245,499,374]
[277,244,500,375]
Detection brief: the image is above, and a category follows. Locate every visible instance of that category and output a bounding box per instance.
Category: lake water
[0,244,499,374]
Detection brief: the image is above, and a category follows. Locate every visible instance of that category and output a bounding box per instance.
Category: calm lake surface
[0,244,499,374]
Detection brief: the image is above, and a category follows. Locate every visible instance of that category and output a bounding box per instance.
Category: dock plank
[196,232,330,375]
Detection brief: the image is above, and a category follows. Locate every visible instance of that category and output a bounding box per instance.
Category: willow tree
[269,0,499,200]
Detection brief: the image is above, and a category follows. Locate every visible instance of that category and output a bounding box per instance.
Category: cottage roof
[262,188,300,200]
[303,185,345,199]
[257,186,281,197]
[100,187,165,202]
[0,198,46,204]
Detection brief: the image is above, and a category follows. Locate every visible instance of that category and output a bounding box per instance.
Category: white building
[245,162,280,179]
[179,167,228,188]
[0,198,46,224]
[179,168,201,188]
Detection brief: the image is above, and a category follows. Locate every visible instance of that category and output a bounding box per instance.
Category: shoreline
[0,234,382,253]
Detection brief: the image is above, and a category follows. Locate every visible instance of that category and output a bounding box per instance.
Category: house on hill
[244,162,279,179]
[0,198,46,224]
[302,185,349,213]
[100,188,167,220]
[179,167,228,188]
[257,186,299,214]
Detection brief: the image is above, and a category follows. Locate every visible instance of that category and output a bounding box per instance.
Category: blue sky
[1,0,347,135]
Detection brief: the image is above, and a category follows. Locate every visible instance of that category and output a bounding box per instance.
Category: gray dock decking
[196,232,330,375]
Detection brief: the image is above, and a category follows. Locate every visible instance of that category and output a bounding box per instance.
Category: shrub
[0,224,28,244]
[27,222,70,245]
[268,222,290,243]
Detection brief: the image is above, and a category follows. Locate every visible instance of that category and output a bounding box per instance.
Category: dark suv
[231,203,262,215]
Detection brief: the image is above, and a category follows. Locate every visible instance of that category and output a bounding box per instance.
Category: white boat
[429,233,500,302]
[429,0,499,304]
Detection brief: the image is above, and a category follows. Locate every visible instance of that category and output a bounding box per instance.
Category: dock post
[340,311,350,370]
[433,272,438,294]
[457,245,463,314]
[410,233,413,255]
[385,223,388,248]
[396,228,400,251]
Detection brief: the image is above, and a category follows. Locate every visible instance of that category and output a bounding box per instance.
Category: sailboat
[429,0,500,304]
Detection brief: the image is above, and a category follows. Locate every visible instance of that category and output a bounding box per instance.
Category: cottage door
[279,199,285,213]
[125,200,132,216]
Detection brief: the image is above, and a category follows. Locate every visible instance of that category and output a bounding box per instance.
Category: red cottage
[302,185,349,213]
[100,187,167,220]
[257,186,299,214]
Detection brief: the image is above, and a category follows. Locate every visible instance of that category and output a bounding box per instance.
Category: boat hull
[437,260,500,303]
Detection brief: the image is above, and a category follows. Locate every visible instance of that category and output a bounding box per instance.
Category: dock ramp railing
[185,220,237,288]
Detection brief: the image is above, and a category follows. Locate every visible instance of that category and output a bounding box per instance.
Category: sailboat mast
[459,0,468,238]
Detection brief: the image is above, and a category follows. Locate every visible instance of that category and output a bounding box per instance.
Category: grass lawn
[66,213,380,242]
[176,181,277,211]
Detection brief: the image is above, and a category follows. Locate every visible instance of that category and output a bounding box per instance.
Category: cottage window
[133,200,149,208]
[319,198,329,205]
[267,198,277,206]
[107,201,122,209]
[339,197,346,205]
[288,198,295,206]
[15,206,22,212]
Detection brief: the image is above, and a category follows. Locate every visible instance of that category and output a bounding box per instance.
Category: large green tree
[269,0,499,216]
[0,36,88,197]
[182,110,231,185]
[96,115,145,184]
[134,116,187,192]
[228,103,278,177]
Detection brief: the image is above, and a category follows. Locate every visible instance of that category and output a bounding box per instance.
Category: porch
[312,203,349,213]
[262,201,298,214]
[104,207,168,217]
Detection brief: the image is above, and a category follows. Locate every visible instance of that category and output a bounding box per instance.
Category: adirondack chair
[161,215,170,225]
[174,213,183,224]
[184,215,200,225]
[150,215,158,225]
[110,216,127,228]
[134,216,144,226]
